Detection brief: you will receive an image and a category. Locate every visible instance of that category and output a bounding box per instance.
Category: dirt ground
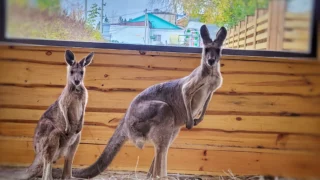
[0,167,303,180]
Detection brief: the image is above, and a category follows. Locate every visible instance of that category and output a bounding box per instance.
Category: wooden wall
[0,45,320,178]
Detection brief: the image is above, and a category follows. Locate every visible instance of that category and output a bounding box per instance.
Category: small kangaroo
[52,25,227,179]
[0,50,94,180]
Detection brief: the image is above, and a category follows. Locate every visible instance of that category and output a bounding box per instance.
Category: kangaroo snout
[74,80,80,85]
[208,59,215,66]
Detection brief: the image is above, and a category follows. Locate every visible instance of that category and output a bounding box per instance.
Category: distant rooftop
[129,13,182,30]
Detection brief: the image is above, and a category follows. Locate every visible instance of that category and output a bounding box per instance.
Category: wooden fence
[0,45,320,177]
[224,0,311,52]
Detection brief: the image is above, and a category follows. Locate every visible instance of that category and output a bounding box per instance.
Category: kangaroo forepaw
[194,119,199,126]
[186,120,194,130]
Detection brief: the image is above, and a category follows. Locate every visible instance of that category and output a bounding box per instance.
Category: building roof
[129,13,181,30]
[108,21,152,28]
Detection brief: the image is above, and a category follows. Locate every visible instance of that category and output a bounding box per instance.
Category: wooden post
[237,24,241,49]
[253,9,258,49]
[267,0,285,50]
[244,16,248,49]
[232,26,236,48]
[276,0,286,51]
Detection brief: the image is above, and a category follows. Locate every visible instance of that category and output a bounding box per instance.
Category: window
[0,0,318,57]
[153,35,161,42]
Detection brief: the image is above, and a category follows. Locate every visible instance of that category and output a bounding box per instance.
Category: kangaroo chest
[67,98,83,123]
[66,91,85,125]
[191,75,222,118]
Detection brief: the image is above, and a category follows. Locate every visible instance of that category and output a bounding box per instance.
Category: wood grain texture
[2,122,320,152]
[1,108,320,135]
[1,60,320,96]
[1,85,320,115]
[0,45,320,177]
[0,139,319,178]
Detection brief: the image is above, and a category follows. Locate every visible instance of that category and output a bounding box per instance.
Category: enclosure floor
[0,167,300,180]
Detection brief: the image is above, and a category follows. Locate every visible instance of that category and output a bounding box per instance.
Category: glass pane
[6,0,315,53]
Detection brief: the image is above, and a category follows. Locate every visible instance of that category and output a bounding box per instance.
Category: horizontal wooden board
[4,48,320,75]
[1,121,320,152]
[257,14,269,24]
[255,43,267,50]
[1,108,320,135]
[246,29,255,37]
[1,139,319,177]
[285,13,311,21]
[284,21,310,29]
[1,60,319,95]
[246,36,255,44]
[1,45,317,63]
[283,41,309,52]
[238,39,245,46]
[256,23,268,32]
[1,85,320,115]
[246,45,254,50]
[256,33,268,41]
[284,30,309,41]
[239,33,246,39]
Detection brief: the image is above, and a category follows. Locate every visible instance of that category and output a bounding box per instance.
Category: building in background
[102,11,220,47]
[102,12,184,45]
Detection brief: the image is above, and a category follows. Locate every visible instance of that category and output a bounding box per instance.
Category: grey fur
[0,50,94,180]
[52,25,227,179]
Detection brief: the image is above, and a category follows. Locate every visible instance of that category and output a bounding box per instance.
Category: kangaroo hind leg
[42,129,61,180]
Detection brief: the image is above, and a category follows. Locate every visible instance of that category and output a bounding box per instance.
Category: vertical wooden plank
[267,0,279,50]
[232,26,236,48]
[244,16,248,49]
[277,0,286,51]
[229,29,232,48]
[253,9,258,49]
[237,24,240,48]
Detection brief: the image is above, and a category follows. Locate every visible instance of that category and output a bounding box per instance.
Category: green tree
[150,0,268,27]
[36,0,61,13]
[87,3,100,28]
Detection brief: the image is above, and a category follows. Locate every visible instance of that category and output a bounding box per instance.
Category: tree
[104,14,109,23]
[149,0,268,28]
[118,16,124,23]
[87,3,99,27]
[36,0,61,13]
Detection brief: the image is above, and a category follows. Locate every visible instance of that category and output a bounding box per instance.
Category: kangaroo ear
[65,50,75,66]
[214,27,227,48]
[80,52,94,67]
[200,25,212,45]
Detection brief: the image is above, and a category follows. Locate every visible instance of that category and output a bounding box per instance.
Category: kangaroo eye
[80,71,84,75]
[70,71,74,75]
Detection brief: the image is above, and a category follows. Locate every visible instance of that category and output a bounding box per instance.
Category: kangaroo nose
[208,59,215,66]
[75,80,80,85]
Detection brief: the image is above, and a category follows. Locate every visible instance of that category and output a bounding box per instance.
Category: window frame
[0,0,318,58]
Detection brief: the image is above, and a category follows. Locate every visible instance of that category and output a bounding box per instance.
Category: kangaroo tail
[73,120,127,179]
[0,154,42,180]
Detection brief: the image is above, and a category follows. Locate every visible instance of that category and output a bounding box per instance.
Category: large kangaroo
[0,50,94,180]
[53,25,227,179]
